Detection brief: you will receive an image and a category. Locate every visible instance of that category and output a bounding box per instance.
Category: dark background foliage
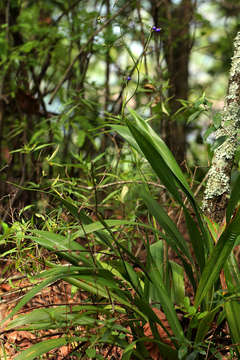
[0,0,239,221]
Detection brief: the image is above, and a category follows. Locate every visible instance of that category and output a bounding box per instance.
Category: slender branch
[57,179,165,190]
[137,1,148,76]
[49,2,130,104]
[104,0,111,112]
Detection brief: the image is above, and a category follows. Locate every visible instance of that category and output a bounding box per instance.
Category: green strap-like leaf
[121,112,212,253]
[140,189,191,260]
[140,188,196,289]
[126,118,184,204]
[225,301,240,354]
[194,208,240,308]
[226,172,240,223]
[223,256,240,353]
[147,267,186,341]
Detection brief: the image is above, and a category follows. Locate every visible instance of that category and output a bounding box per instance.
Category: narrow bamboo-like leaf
[71,219,135,240]
[140,188,196,289]
[147,266,185,341]
[111,124,142,154]
[57,197,115,250]
[170,261,185,305]
[184,209,205,272]
[4,262,145,322]
[1,276,60,326]
[7,305,108,330]
[28,230,91,266]
[63,276,147,320]
[3,267,129,327]
[223,258,240,354]
[187,109,204,123]
[194,208,240,308]
[225,301,240,355]
[9,315,97,331]
[140,189,191,260]
[14,337,83,360]
[46,199,161,275]
[34,266,126,292]
[226,173,240,223]
[211,135,227,151]
[124,262,143,296]
[224,253,240,289]
[149,240,165,303]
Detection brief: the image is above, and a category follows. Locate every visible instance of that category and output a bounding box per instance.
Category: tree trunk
[202,32,240,223]
[150,0,194,165]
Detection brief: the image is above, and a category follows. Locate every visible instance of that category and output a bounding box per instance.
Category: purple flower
[127,76,131,81]
[152,26,161,33]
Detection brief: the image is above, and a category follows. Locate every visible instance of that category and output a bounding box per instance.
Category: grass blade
[224,301,240,354]
[118,112,212,253]
[14,337,83,360]
[194,207,240,308]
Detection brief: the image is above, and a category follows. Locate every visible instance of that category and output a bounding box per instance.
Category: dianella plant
[2,34,240,360]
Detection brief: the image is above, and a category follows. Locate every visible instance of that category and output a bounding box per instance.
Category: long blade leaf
[195,207,240,308]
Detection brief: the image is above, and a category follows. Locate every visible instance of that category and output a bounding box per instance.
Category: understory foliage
[1,1,240,360]
[2,108,240,359]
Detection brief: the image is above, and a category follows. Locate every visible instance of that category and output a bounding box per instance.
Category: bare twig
[58,179,165,190]
[137,1,148,76]
[49,2,130,104]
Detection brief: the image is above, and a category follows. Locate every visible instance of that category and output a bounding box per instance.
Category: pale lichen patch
[202,32,240,222]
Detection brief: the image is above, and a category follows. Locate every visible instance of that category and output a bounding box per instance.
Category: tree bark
[150,0,194,165]
[202,32,240,223]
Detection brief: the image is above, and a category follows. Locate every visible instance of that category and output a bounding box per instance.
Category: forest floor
[0,260,173,359]
[0,211,236,359]
[0,261,234,359]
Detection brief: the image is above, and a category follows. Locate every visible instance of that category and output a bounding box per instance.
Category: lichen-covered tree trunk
[202,32,240,223]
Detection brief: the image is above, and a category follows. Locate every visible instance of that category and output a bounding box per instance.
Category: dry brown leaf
[59,345,70,357]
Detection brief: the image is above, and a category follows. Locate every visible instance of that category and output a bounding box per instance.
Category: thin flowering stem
[112,26,158,115]
[122,29,154,112]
